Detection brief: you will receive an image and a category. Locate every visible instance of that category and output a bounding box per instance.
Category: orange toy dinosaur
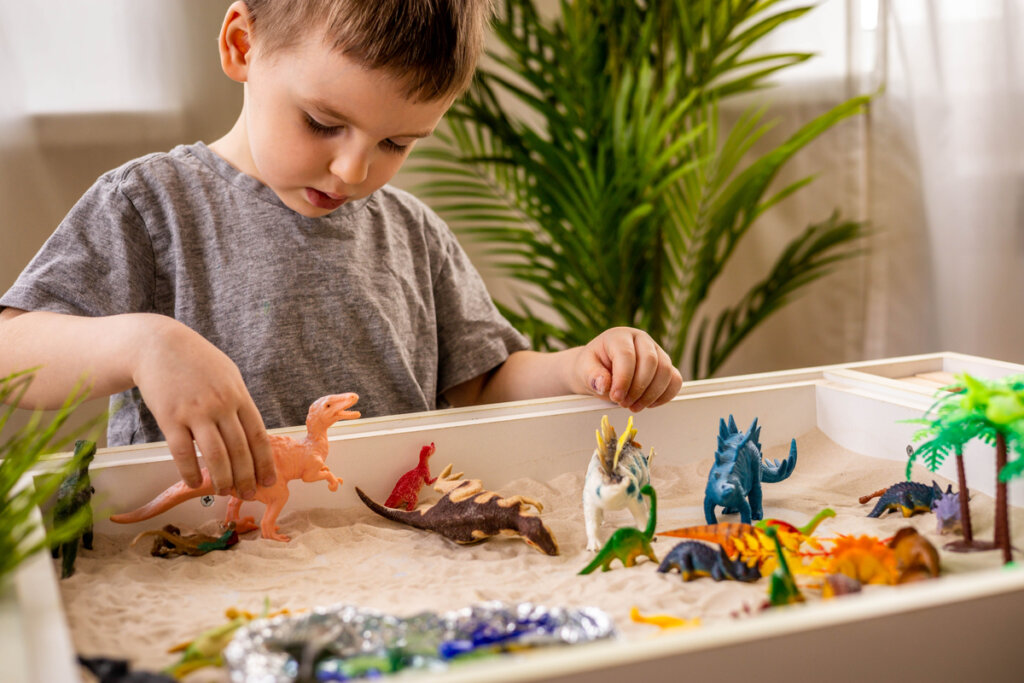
[110,393,360,541]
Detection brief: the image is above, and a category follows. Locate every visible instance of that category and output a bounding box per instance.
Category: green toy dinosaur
[50,440,96,579]
[579,484,658,574]
[765,525,804,606]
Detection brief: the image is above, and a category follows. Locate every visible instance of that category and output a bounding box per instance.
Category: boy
[0,0,681,501]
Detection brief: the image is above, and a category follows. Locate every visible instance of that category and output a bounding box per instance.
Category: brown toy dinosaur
[356,464,560,555]
[111,393,360,541]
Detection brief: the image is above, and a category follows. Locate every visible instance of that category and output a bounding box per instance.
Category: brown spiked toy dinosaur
[356,464,560,555]
[110,393,360,541]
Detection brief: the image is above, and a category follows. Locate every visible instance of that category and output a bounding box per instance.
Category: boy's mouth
[305,187,348,210]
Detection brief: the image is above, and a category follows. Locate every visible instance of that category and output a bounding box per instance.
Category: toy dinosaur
[931,485,964,535]
[583,415,656,551]
[811,534,899,585]
[579,484,658,574]
[384,443,437,510]
[820,572,862,599]
[889,526,941,582]
[629,606,700,630]
[165,603,291,679]
[657,540,761,582]
[703,416,797,524]
[111,393,360,542]
[77,656,175,683]
[356,464,559,555]
[860,480,944,518]
[658,508,833,573]
[764,526,804,606]
[51,439,96,579]
[132,523,239,558]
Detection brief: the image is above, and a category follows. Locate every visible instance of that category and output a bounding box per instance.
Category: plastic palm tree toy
[909,373,1024,563]
[907,383,983,551]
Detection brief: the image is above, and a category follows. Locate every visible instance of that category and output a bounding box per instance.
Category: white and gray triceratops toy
[582,415,656,551]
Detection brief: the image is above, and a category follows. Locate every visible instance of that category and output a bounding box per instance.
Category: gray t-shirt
[1,142,528,445]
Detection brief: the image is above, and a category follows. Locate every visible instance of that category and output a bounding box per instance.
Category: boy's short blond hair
[242,0,493,101]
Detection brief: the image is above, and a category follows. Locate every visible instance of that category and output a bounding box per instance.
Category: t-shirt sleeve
[0,173,156,317]
[432,227,530,396]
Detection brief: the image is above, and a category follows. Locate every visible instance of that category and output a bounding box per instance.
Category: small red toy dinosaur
[384,443,437,510]
[110,393,360,541]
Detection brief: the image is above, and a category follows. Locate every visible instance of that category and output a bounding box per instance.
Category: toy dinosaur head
[306,393,361,431]
[594,415,642,481]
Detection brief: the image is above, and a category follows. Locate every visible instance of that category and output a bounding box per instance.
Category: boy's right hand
[132,317,275,498]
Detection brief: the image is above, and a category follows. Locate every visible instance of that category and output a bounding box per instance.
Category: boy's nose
[329,148,369,186]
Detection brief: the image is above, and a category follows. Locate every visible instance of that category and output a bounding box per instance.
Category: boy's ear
[218,1,254,83]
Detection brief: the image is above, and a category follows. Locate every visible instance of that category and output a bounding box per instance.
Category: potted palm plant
[0,370,104,588]
[413,0,870,378]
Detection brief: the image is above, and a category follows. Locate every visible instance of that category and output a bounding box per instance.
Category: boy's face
[233,36,453,217]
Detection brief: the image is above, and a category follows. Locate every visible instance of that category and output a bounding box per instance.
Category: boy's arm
[444,327,682,412]
[0,308,276,497]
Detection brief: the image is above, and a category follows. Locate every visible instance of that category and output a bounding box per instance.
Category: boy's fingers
[623,335,661,406]
[165,426,204,488]
[192,423,233,494]
[606,340,637,404]
[630,359,673,411]
[219,416,257,499]
[651,364,683,407]
[239,403,275,488]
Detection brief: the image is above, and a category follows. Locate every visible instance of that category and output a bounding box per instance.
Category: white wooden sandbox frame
[4,352,1024,683]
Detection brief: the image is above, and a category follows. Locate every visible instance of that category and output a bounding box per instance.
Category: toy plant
[50,440,96,579]
[356,464,559,555]
[579,484,658,574]
[165,603,291,679]
[704,415,797,524]
[111,393,361,542]
[582,415,655,551]
[764,526,804,607]
[384,442,437,510]
[0,370,104,587]
[907,372,1024,561]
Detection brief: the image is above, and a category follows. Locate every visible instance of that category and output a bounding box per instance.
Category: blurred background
[1,0,1022,446]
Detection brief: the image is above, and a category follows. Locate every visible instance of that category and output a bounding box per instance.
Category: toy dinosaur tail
[579,544,614,575]
[355,487,430,530]
[109,473,215,524]
[760,439,797,483]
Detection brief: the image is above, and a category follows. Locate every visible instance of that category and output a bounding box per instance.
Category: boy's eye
[304,113,341,136]
[379,139,410,154]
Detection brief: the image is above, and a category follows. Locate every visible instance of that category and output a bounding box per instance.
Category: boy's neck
[209,114,260,181]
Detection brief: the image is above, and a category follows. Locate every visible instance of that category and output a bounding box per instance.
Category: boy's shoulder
[95,143,213,191]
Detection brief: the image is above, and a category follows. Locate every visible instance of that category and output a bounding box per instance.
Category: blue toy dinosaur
[657,540,761,582]
[860,480,945,519]
[703,416,797,525]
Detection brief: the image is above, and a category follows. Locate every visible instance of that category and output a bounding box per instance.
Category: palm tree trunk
[994,433,1011,564]
[955,450,973,543]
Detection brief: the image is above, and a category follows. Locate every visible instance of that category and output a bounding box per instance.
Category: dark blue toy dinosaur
[657,540,761,582]
[703,416,797,525]
[861,480,944,518]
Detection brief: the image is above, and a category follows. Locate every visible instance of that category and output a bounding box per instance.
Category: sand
[60,429,1023,681]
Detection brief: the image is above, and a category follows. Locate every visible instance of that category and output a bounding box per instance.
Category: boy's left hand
[575,327,682,412]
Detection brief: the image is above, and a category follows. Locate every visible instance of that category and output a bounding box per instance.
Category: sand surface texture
[61,429,1023,680]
